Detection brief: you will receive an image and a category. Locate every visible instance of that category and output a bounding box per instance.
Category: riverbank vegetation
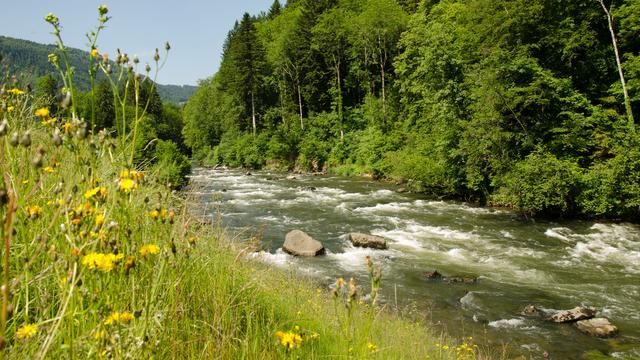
[183,0,640,220]
[0,7,500,359]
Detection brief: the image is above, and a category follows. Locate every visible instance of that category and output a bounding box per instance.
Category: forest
[183,0,640,219]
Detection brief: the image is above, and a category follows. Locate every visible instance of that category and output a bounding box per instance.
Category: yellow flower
[26,205,43,218]
[118,178,137,193]
[95,213,105,227]
[16,324,38,340]
[7,88,24,96]
[148,209,160,220]
[139,244,160,257]
[62,122,73,133]
[91,48,99,58]
[94,329,106,340]
[82,253,124,272]
[367,342,379,353]
[7,106,14,113]
[43,166,55,173]
[104,311,135,326]
[442,345,449,350]
[276,331,302,349]
[85,187,107,200]
[41,117,57,126]
[35,107,50,118]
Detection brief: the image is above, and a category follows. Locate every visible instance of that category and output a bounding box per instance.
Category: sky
[0,0,275,86]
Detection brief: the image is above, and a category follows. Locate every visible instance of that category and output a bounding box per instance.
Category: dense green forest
[0,36,197,104]
[183,0,640,219]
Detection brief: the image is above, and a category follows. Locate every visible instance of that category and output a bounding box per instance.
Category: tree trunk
[335,59,344,141]
[599,0,635,131]
[297,80,304,130]
[251,90,257,136]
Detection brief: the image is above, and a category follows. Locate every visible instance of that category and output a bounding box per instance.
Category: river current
[188,168,640,359]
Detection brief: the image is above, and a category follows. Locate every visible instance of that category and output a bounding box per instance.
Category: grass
[0,6,504,359]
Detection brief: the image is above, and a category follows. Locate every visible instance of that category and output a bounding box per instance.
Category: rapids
[188,168,640,359]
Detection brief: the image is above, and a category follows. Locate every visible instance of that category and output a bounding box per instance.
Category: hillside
[184,0,640,220]
[0,35,197,104]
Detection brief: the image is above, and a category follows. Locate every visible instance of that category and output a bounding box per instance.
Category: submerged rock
[521,304,542,317]
[348,233,388,250]
[424,270,443,279]
[575,318,618,338]
[443,276,477,284]
[283,230,325,257]
[549,306,596,323]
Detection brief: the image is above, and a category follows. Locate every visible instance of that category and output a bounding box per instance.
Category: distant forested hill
[0,36,196,104]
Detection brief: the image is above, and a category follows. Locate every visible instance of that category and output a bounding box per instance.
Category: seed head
[164,41,171,51]
[154,49,160,62]
[52,128,63,147]
[98,5,109,16]
[133,55,139,64]
[9,132,19,147]
[145,63,151,73]
[0,118,8,136]
[20,131,32,147]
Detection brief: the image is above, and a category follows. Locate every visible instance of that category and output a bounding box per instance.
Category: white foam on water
[488,318,529,329]
[500,230,515,239]
[248,249,292,268]
[446,248,468,260]
[544,227,573,242]
[353,202,413,214]
[565,223,640,273]
[328,245,395,272]
[503,246,546,259]
[371,228,424,250]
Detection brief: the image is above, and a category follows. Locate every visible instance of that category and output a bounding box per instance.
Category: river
[188,168,640,359]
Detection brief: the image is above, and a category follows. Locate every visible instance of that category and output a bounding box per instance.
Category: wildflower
[118,178,137,193]
[276,331,302,349]
[104,311,135,326]
[62,122,73,133]
[43,166,55,173]
[41,117,57,126]
[94,329,106,340]
[85,187,107,200]
[47,53,59,65]
[124,256,136,271]
[6,88,24,96]
[442,345,450,350]
[15,324,38,340]
[26,205,43,218]
[336,277,345,289]
[35,107,50,118]
[95,213,105,227]
[91,48,99,58]
[98,5,109,16]
[367,342,379,353]
[82,253,124,272]
[7,106,14,112]
[148,209,160,220]
[44,12,59,26]
[139,244,160,257]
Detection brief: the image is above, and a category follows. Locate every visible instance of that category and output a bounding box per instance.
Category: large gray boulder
[348,233,388,250]
[575,318,619,338]
[283,230,325,257]
[549,306,596,323]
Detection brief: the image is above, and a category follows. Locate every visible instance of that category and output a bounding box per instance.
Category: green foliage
[153,140,192,188]
[492,150,582,216]
[183,0,640,219]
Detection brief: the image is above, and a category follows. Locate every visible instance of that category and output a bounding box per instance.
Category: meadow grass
[0,6,506,359]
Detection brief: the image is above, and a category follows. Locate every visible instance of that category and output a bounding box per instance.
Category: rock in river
[283,230,325,257]
[424,270,443,279]
[549,306,596,323]
[575,318,619,338]
[348,233,388,250]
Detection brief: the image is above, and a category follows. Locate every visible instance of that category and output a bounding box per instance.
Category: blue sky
[0,0,275,85]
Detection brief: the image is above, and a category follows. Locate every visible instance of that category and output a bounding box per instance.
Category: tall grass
[0,7,501,359]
